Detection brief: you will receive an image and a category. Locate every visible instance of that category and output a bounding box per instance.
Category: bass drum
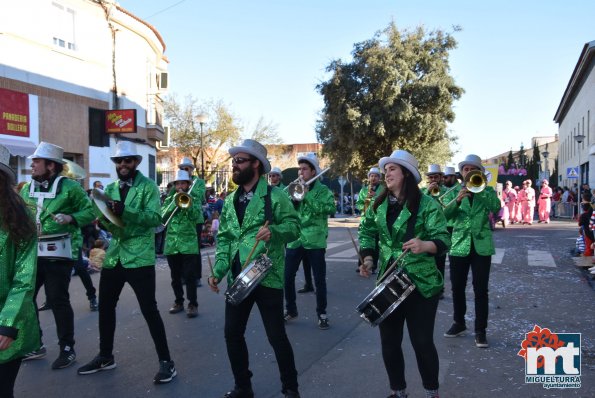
[356,269,416,326]
[225,254,273,306]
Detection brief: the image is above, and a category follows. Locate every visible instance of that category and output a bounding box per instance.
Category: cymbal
[62,159,86,179]
[91,188,125,228]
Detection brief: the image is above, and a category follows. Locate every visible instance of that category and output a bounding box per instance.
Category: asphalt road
[14,217,595,398]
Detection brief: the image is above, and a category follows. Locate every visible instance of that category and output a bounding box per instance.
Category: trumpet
[285,167,330,201]
[363,185,376,213]
[428,184,442,197]
[157,178,199,232]
[438,170,487,207]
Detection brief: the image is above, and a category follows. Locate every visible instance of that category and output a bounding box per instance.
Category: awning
[0,136,37,157]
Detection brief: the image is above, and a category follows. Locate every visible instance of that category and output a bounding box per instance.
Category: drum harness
[378,205,417,284]
[29,175,66,236]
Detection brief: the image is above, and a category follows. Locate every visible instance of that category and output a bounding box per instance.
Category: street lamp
[196,113,208,180]
[574,134,585,185]
[542,150,549,178]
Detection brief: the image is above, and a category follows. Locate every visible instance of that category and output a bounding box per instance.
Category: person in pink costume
[498,163,506,175]
[522,180,536,225]
[503,181,517,225]
[507,163,517,176]
[538,180,553,223]
[516,184,527,223]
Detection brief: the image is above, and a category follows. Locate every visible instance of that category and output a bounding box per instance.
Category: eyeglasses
[232,157,253,165]
[114,157,135,164]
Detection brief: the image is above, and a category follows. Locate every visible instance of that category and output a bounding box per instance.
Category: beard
[117,166,137,181]
[232,166,255,185]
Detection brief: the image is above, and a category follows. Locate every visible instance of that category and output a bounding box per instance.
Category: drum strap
[30,176,66,234]
[264,185,273,224]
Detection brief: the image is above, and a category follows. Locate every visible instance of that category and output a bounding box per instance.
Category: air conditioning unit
[159,126,170,149]
[158,72,168,91]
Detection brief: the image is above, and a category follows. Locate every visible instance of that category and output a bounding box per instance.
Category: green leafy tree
[529,141,541,181]
[507,150,514,170]
[316,23,464,179]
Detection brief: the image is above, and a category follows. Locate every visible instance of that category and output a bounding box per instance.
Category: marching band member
[163,170,203,318]
[20,142,95,369]
[177,157,206,285]
[503,181,517,225]
[355,167,384,273]
[78,141,176,384]
[522,179,536,225]
[358,149,449,398]
[538,179,552,223]
[283,154,335,329]
[0,144,39,397]
[442,154,500,348]
[208,139,301,398]
[268,167,286,189]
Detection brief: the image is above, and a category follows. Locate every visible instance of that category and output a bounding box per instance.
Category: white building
[0,0,168,186]
[554,40,595,189]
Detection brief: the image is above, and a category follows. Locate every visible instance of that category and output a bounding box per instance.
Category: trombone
[285,167,330,202]
[438,170,487,207]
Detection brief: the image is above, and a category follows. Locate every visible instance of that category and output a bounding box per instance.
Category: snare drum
[38,233,73,261]
[225,255,273,306]
[356,269,416,326]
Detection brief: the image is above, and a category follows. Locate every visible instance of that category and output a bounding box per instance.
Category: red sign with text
[0,88,30,137]
[105,109,137,133]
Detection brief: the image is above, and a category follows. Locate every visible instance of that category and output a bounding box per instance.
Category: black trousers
[34,258,75,348]
[285,247,327,316]
[0,358,22,398]
[98,263,171,361]
[224,285,298,393]
[434,254,446,291]
[167,253,199,307]
[449,246,492,333]
[195,224,204,279]
[74,248,96,300]
[379,290,440,391]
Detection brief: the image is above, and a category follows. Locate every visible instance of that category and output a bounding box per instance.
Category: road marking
[328,247,357,258]
[492,248,504,264]
[327,242,348,250]
[527,250,556,267]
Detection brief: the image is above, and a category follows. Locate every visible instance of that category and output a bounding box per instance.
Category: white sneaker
[590,269,595,275]
[588,266,595,271]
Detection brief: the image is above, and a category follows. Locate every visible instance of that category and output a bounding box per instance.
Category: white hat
[178,157,195,170]
[444,166,456,176]
[368,167,381,177]
[229,139,271,173]
[173,170,192,183]
[110,141,143,164]
[379,150,421,183]
[426,164,443,176]
[28,141,66,164]
[269,167,283,177]
[297,154,322,175]
[0,144,15,182]
[458,154,484,173]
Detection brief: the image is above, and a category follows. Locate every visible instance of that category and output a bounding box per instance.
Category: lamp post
[196,113,208,180]
[574,134,585,186]
[542,150,549,179]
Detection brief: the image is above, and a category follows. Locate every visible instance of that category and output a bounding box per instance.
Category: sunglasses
[232,156,253,165]
[114,157,136,164]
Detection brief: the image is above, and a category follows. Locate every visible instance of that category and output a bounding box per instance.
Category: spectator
[210,211,220,244]
[88,239,106,273]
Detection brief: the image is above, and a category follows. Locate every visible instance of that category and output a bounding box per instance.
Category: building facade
[0,0,168,187]
[554,40,595,189]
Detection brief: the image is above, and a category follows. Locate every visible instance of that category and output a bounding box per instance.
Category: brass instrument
[363,186,376,213]
[286,167,330,201]
[156,177,199,232]
[439,170,487,207]
[428,184,442,197]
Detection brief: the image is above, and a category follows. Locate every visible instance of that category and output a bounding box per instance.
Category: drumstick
[206,254,218,294]
[35,203,58,221]
[378,249,409,284]
[241,220,269,270]
[346,228,365,266]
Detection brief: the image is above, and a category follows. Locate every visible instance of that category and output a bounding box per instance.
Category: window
[149,154,156,181]
[89,108,109,147]
[52,2,76,51]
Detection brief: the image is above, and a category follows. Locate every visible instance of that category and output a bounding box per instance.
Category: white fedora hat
[173,170,192,183]
[110,141,142,164]
[28,141,66,164]
[269,166,283,177]
[0,144,15,182]
[458,154,484,173]
[443,166,456,176]
[379,150,421,183]
[368,167,381,177]
[426,164,443,176]
[229,139,271,173]
[297,154,322,176]
[178,157,195,170]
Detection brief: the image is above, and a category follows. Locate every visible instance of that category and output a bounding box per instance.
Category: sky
[118,0,595,167]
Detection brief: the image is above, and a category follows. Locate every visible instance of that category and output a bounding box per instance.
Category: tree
[316,23,464,179]
[507,150,514,169]
[529,141,541,182]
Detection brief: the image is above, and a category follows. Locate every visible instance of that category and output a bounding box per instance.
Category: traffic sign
[567,167,579,178]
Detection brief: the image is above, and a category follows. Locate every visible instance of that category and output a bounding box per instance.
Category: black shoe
[186,304,198,318]
[196,279,202,287]
[38,302,51,311]
[89,298,98,312]
[297,285,314,293]
[169,303,184,314]
[51,346,76,369]
[153,360,177,384]
[223,387,254,398]
[78,354,116,374]
[475,332,489,348]
[444,323,467,337]
[22,345,47,361]
[285,390,301,398]
[318,314,330,330]
[284,312,298,322]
